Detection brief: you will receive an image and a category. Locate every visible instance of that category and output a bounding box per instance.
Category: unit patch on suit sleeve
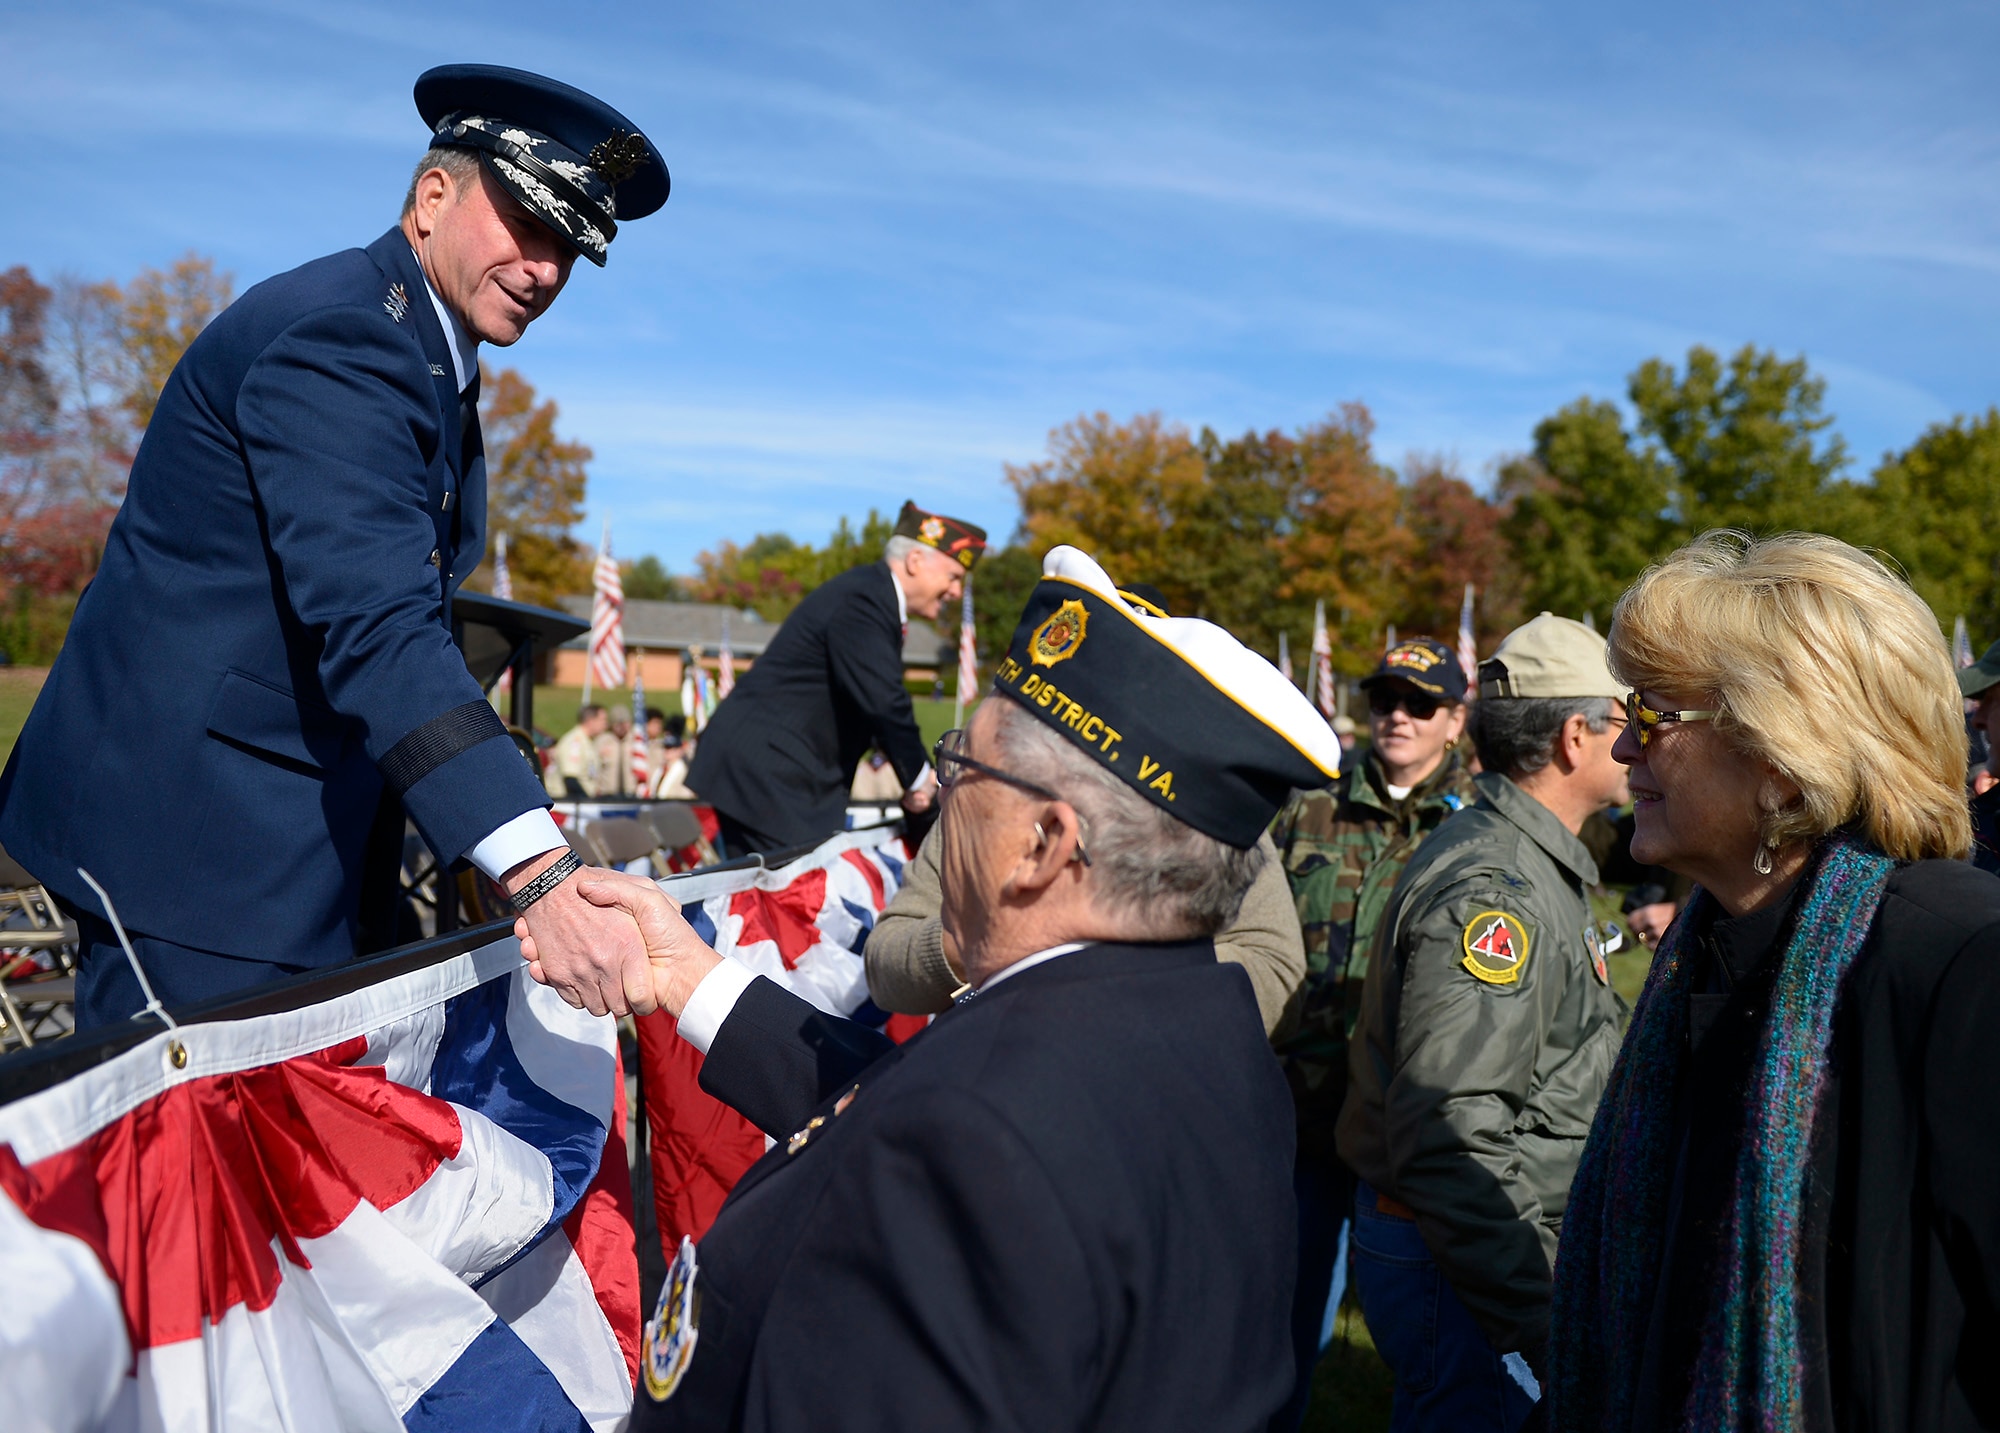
[643,1235,702,1402]
[1461,910,1530,986]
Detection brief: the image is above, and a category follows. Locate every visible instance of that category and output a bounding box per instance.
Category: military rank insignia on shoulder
[1461,910,1530,986]
[643,1235,702,1402]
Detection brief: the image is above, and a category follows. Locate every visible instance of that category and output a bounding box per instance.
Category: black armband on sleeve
[378,700,508,794]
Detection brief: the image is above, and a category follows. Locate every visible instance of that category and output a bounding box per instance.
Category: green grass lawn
[528,683,964,751]
[0,668,48,769]
[1303,1301,1397,1430]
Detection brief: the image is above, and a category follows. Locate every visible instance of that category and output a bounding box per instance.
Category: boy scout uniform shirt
[1336,770,1624,1355]
[1271,749,1476,1147]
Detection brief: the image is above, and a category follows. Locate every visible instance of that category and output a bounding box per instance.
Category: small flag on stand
[719,613,737,701]
[954,575,977,727]
[586,520,625,702]
[691,663,712,733]
[1310,600,1335,721]
[493,532,514,709]
[1458,584,1478,694]
[630,651,650,796]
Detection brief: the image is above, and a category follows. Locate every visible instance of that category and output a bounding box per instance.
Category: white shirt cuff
[676,960,760,1055]
[466,808,567,881]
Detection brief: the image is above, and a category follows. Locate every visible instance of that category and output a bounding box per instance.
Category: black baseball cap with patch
[1359,637,1467,702]
[990,547,1341,848]
[414,64,668,267]
[893,501,987,570]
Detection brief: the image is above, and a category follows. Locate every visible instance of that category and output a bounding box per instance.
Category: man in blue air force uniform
[0,66,666,1025]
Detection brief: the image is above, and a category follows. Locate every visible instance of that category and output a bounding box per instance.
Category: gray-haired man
[1338,613,1631,1430]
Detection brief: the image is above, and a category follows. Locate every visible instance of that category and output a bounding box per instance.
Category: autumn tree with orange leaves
[467,364,593,609]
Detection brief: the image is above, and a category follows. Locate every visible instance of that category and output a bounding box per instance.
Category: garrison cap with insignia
[414,64,669,267]
[1361,637,1467,702]
[893,501,988,570]
[990,546,1341,848]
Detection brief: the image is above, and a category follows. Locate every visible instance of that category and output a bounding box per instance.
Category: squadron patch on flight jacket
[1461,909,1530,986]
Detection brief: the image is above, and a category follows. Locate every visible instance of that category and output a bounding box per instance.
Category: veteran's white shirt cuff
[467,808,568,882]
[677,959,760,1055]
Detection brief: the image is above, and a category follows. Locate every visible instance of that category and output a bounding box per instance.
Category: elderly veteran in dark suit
[688,501,985,856]
[0,66,664,1024]
[535,545,1343,1432]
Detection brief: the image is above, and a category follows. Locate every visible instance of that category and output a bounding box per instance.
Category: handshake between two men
[502,845,714,1019]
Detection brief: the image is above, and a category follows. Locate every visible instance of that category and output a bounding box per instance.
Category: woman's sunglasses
[1627,694,1718,749]
[1366,687,1446,721]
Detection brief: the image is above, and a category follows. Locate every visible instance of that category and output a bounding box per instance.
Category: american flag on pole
[589,520,626,694]
[1310,599,1335,720]
[1458,583,1478,693]
[954,574,976,727]
[1955,615,1974,670]
[1277,631,1294,687]
[492,532,515,708]
[0,934,638,1431]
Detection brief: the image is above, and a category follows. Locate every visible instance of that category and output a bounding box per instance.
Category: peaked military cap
[415,64,668,267]
[1361,637,1467,702]
[893,501,987,570]
[991,547,1341,848]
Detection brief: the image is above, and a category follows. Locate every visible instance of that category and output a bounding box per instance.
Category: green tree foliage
[1501,345,1876,622]
[687,510,897,621]
[1865,409,2000,640]
[621,554,678,601]
[1497,398,1673,623]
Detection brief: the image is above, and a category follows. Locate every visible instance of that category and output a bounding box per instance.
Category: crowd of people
[544,704,696,800]
[7,54,1997,1433]
[856,532,2000,1432]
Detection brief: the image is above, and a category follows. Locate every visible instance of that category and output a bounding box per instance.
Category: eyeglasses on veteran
[1627,694,1719,749]
[932,728,1092,865]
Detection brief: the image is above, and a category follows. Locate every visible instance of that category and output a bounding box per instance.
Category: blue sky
[6,1,1997,573]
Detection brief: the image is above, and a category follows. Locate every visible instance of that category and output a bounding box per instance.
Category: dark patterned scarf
[1548,833,1893,1431]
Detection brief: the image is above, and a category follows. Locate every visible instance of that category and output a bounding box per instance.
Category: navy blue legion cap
[992,547,1341,848]
[415,64,668,266]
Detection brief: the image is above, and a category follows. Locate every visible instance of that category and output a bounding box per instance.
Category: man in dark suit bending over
[688,501,985,855]
[533,544,1343,1431]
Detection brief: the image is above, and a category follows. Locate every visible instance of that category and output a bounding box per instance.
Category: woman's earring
[1753,842,1774,876]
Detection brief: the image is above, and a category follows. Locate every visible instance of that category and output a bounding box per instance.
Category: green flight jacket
[1271,749,1476,1149]
[1336,770,1625,1355]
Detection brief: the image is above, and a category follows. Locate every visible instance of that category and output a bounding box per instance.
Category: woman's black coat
[1632,859,2000,1431]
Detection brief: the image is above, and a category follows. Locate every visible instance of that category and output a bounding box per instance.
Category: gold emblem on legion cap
[1029,600,1089,667]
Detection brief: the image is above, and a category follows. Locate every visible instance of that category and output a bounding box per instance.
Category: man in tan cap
[1336,613,1631,1431]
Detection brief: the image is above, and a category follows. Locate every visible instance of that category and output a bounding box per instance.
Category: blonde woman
[1549,532,2000,1431]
